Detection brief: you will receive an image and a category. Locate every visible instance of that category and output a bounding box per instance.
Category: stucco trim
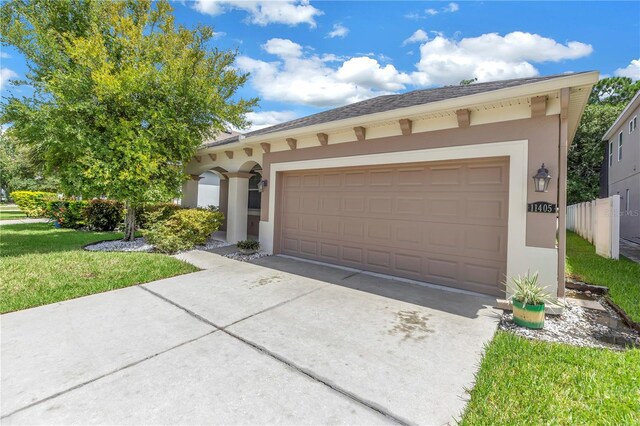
[259,139,559,296]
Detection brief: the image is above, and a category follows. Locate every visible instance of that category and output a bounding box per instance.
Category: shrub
[236,240,260,251]
[144,208,224,254]
[137,203,184,229]
[10,191,57,217]
[46,200,87,228]
[85,199,124,231]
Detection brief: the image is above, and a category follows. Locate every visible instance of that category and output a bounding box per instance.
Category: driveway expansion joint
[222,328,411,426]
[0,330,217,420]
[139,282,410,425]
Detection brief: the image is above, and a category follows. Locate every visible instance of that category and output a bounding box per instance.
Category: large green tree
[0,131,59,195]
[567,77,639,205]
[1,0,256,239]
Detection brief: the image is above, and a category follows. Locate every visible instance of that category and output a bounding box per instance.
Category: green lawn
[566,230,640,322]
[0,205,26,220]
[461,332,640,425]
[0,210,27,220]
[0,223,198,313]
[461,231,640,424]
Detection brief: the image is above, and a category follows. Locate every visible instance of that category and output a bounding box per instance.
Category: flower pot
[512,299,545,329]
[238,248,257,255]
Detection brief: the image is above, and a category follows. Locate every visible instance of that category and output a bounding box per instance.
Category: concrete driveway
[1,252,499,425]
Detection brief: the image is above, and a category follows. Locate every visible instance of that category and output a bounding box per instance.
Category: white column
[181,175,201,208]
[225,172,251,243]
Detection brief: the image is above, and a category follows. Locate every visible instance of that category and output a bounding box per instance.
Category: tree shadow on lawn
[0,223,124,258]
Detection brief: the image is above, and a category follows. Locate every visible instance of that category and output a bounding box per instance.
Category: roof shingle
[204,72,590,148]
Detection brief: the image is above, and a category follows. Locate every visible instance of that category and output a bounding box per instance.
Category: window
[609,141,613,166]
[626,189,630,211]
[618,132,623,161]
[248,173,262,210]
[630,116,637,133]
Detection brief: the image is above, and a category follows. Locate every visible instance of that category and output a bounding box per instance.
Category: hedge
[10,191,58,217]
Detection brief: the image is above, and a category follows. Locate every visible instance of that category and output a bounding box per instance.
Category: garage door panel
[279,157,508,295]
[341,246,364,264]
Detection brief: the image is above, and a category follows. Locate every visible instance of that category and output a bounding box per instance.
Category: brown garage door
[277,157,509,296]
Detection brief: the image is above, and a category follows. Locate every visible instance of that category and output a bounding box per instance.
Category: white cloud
[412,32,593,86]
[327,23,349,39]
[0,67,17,91]
[335,57,412,91]
[193,0,322,27]
[420,3,458,17]
[443,2,459,13]
[403,29,428,46]
[614,59,640,80]
[246,110,298,131]
[0,51,10,59]
[263,38,303,57]
[236,38,411,107]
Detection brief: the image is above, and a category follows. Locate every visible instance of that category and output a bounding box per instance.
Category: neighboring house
[183,72,598,299]
[602,91,640,241]
[197,171,220,208]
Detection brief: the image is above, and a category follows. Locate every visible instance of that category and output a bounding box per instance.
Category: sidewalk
[620,238,640,263]
[0,218,49,226]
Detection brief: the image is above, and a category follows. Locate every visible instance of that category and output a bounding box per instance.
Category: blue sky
[1,1,639,131]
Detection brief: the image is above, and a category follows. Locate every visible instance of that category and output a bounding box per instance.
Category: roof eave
[200,71,600,152]
[602,90,640,141]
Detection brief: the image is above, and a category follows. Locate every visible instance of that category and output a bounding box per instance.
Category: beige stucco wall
[260,115,561,250]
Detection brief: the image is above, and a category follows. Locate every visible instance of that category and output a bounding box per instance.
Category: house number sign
[528,201,557,213]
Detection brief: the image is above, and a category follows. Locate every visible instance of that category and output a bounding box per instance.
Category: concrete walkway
[0,218,48,226]
[620,238,640,264]
[1,253,499,425]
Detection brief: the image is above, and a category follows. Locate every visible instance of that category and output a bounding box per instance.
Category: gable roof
[203,71,596,149]
[602,90,640,141]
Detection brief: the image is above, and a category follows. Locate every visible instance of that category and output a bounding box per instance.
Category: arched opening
[196,167,229,231]
[197,171,221,208]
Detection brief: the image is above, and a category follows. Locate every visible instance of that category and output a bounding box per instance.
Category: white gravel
[224,251,270,262]
[84,237,232,253]
[499,294,639,350]
[85,238,153,252]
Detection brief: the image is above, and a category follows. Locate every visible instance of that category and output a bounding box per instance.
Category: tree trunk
[124,201,136,241]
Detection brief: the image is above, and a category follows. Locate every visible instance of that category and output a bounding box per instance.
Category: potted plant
[236,239,260,255]
[507,271,556,329]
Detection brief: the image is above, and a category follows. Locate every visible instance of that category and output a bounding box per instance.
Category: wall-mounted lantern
[533,163,551,193]
[257,179,268,193]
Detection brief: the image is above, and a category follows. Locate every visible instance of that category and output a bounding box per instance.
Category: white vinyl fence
[566,195,620,259]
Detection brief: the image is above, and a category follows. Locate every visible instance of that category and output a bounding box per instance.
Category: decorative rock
[85,238,153,252]
[84,237,232,253]
[224,251,270,262]
[499,292,639,351]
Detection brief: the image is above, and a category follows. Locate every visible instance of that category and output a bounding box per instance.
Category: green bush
[137,203,184,229]
[10,191,58,217]
[85,199,124,231]
[236,240,260,251]
[46,200,87,228]
[144,208,224,254]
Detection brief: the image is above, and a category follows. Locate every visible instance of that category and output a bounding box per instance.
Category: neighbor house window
[609,141,614,166]
[630,116,637,133]
[618,132,623,161]
[626,189,630,211]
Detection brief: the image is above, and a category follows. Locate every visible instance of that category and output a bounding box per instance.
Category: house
[183,72,598,298]
[602,90,640,241]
